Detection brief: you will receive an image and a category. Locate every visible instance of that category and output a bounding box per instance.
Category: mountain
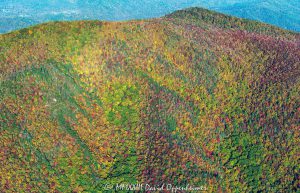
[0,0,299,33]
[0,17,38,34]
[0,7,299,192]
[215,0,300,32]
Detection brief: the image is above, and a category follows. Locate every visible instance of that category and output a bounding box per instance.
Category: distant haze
[1,0,299,33]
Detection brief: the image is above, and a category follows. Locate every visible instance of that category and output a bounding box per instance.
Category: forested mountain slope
[0,7,299,192]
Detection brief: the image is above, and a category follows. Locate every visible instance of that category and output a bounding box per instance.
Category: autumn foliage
[0,7,299,192]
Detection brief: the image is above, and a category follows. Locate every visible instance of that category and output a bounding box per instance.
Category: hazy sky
[1,0,299,32]
[0,0,251,19]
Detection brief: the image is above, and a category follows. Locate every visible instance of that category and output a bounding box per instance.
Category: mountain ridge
[0,7,299,192]
[3,7,299,38]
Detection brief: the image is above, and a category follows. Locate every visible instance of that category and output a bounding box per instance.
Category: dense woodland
[0,7,299,192]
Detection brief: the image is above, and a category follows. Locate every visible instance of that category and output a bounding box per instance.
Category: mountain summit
[0,8,299,192]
